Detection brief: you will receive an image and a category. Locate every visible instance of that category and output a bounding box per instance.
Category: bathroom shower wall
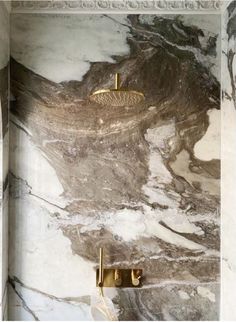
[9,12,221,320]
[0,2,9,320]
[221,0,236,319]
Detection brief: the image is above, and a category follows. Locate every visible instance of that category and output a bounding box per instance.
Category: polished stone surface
[221,0,236,320]
[0,2,9,320]
[9,13,220,320]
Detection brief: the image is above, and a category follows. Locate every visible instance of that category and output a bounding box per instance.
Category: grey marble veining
[0,2,9,320]
[221,0,236,320]
[9,13,220,321]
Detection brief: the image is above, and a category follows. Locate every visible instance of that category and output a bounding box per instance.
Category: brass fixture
[96,247,143,288]
[98,247,104,287]
[89,73,145,107]
[114,269,122,287]
[131,269,142,286]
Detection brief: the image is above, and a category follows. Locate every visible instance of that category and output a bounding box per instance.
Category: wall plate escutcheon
[96,268,143,288]
[96,248,143,288]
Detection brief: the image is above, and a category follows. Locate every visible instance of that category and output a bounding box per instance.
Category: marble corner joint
[11,0,222,13]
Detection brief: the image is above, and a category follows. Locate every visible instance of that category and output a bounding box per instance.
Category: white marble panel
[10,14,130,83]
[221,1,236,320]
[0,2,9,320]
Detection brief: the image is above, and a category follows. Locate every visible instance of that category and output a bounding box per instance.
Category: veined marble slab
[0,2,9,320]
[0,2,9,70]
[9,12,221,321]
[221,1,236,320]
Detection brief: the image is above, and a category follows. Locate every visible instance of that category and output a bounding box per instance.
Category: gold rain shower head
[89,73,145,107]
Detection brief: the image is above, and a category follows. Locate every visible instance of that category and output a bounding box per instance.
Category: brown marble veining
[0,66,9,138]
[10,14,220,320]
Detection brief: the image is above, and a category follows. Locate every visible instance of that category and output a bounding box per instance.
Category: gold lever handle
[114,269,122,286]
[131,269,142,286]
[98,247,104,287]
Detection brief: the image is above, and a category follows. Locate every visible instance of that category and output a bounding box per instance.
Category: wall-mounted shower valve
[96,248,143,288]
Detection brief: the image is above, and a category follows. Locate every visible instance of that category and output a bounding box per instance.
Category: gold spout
[98,247,104,287]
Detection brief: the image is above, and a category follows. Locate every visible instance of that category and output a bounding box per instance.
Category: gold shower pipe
[98,247,104,287]
[115,73,120,90]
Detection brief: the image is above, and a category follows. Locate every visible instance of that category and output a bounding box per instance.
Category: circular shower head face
[89,89,144,107]
[89,73,145,107]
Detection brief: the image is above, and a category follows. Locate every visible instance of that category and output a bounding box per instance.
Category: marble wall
[9,11,221,321]
[0,2,9,320]
[221,0,236,320]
